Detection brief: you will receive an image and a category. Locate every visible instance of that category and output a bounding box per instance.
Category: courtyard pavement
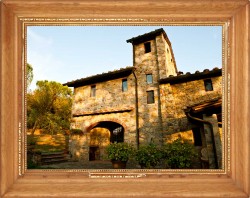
[39,160,140,169]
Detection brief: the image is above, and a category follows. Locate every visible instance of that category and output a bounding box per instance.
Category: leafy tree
[27,80,72,135]
[26,63,34,88]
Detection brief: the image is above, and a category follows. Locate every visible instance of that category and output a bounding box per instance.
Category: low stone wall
[69,134,88,162]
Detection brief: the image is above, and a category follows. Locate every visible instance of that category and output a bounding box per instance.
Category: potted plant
[106,142,135,169]
[162,138,198,169]
[135,143,162,169]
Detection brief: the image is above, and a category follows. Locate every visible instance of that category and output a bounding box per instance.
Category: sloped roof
[159,67,222,85]
[64,66,134,88]
[126,28,171,45]
[185,97,222,114]
[184,98,222,120]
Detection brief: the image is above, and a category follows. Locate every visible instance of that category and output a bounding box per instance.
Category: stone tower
[127,28,177,145]
[127,28,177,78]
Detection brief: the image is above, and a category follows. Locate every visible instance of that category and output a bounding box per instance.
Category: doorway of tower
[88,121,124,161]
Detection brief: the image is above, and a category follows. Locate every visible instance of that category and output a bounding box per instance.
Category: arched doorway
[88,121,124,161]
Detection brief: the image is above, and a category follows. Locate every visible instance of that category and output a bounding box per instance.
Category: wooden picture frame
[0,0,249,197]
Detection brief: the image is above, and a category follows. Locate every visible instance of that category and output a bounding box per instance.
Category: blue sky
[27,26,222,90]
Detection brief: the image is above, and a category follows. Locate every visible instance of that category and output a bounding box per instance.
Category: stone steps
[40,151,69,165]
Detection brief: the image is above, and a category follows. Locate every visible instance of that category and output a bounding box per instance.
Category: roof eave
[159,69,222,85]
[63,67,134,88]
[126,28,165,45]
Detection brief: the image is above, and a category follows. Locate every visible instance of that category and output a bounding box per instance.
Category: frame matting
[0,0,249,197]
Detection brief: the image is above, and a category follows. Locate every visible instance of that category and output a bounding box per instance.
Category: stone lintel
[73,109,133,117]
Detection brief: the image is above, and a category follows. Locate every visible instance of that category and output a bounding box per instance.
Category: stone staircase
[40,151,69,165]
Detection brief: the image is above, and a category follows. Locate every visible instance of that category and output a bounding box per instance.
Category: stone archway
[88,121,124,161]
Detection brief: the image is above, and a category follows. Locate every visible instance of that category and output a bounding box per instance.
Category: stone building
[64,28,222,168]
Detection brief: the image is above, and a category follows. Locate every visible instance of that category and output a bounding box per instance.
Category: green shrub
[135,143,162,168]
[106,142,135,162]
[162,138,198,169]
[27,159,38,169]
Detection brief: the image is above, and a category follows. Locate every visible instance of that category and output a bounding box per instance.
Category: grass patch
[27,134,66,153]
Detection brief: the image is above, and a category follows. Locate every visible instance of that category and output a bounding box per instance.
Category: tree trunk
[31,120,38,136]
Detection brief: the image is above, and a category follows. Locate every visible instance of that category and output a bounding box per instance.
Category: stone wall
[163,38,177,77]
[69,127,118,162]
[70,73,139,162]
[70,111,137,162]
[71,111,136,142]
[72,75,135,116]
[156,34,177,78]
[160,76,222,137]
[133,34,177,79]
[133,34,177,144]
[69,134,88,162]
[69,131,110,163]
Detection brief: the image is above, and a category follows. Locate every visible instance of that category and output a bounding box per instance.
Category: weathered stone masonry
[64,28,222,168]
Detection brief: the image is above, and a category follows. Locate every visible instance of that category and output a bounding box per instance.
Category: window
[147,90,155,104]
[204,79,213,91]
[144,42,151,53]
[90,85,96,97]
[146,74,153,84]
[122,79,128,92]
[112,127,124,143]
